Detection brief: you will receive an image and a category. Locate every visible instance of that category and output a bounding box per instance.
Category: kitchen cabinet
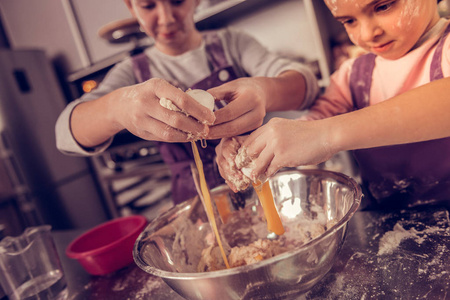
[66,0,137,69]
[196,0,340,87]
[0,0,86,73]
[0,0,133,74]
[0,0,340,87]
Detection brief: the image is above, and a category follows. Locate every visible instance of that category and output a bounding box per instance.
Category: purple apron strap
[203,31,230,72]
[430,24,450,81]
[349,53,377,109]
[131,52,151,83]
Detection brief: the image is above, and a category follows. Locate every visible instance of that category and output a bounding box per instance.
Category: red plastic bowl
[66,215,147,275]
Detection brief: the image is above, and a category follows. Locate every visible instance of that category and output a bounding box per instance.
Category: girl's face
[325,0,440,60]
[124,0,200,55]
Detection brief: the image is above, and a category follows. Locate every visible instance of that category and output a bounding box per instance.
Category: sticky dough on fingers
[225,146,253,191]
[222,138,252,191]
[159,97,182,112]
[232,146,269,191]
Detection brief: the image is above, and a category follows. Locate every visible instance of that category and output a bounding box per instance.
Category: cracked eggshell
[159,97,181,112]
[186,89,215,112]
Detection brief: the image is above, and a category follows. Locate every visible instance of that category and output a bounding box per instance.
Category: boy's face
[124,0,200,55]
[325,0,440,60]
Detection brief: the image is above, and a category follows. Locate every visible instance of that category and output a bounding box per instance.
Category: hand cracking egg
[159,89,215,140]
[159,89,215,120]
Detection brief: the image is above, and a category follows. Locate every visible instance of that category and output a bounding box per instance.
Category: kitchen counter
[54,206,450,300]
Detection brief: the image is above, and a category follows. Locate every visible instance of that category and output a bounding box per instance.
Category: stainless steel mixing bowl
[133,169,362,300]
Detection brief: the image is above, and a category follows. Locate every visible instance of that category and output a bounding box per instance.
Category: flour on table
[131,278,163,300]
[378,222,444,255]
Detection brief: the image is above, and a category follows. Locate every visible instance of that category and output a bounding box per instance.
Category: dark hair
[438,0,442,3]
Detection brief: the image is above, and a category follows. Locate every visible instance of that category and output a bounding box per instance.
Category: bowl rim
[66,215,147,259]
[133,169,362,279]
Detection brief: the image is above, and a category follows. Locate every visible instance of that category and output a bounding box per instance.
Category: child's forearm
[70,89,124,148]
[328,77,450,153]
[263,70,309,112]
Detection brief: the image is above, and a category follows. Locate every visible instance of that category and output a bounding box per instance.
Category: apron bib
[349,25,450,209]
[132,31,239,204]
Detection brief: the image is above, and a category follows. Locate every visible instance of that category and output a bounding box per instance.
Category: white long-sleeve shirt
[56,27,319,156]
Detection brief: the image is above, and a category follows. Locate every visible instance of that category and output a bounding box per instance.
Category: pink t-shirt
[305,19,450,120]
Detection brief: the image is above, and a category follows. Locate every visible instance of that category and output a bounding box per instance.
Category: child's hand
[215,136,250,193]
[206,77,269,139]
[111,78,216,143]
[238,118,335,180]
